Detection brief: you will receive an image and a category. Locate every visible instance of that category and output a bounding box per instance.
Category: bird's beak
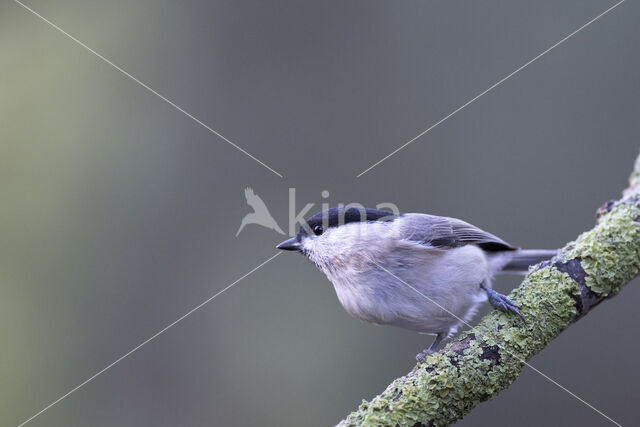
[276,237,301,251]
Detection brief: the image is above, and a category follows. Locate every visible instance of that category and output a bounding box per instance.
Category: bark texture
[340,154,640,426]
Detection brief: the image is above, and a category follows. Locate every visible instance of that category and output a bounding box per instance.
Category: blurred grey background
[2,0,639,426]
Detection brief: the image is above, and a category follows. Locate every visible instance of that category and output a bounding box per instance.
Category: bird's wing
[244,187,269,212]
[399,213,517,252]
[244,187,255,201]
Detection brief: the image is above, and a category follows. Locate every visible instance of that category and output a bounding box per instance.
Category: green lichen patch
[562,200,640,296]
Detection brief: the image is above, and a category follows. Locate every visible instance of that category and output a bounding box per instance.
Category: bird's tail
[501,249,557,274]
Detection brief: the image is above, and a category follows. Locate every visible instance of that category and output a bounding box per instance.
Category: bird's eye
[313,224,324,236]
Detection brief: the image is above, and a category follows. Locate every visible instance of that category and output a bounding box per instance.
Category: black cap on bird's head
[276,206,398,251]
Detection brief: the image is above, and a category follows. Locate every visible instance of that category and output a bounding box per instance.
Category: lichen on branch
[339,154,640,427]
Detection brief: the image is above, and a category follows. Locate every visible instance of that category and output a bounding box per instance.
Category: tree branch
[340,154,640,426]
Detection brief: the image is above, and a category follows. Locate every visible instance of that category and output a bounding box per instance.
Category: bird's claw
[415,348,434,363]
[485,287,524,320]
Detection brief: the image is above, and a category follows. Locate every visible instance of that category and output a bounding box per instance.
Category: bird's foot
[415,333,444,363]
[415,348,434,363]
[483,285,524,320]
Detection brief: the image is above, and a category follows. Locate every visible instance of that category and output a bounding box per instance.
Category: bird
[236,187,285,236]
[276,206,556,360]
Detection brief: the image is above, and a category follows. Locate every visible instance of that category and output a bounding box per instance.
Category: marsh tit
[277,206,556,360]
